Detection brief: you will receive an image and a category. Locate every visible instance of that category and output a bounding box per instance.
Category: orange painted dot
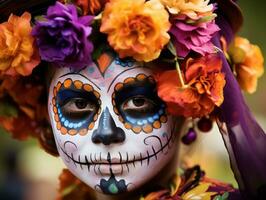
[56,82,62,91]
[52,98,56,105]
[124,77,135,84]
[160,116,167,123]
[69,129,78,135]
[153,121,161,129]
[93,91,100,99]
[83,84,93,92]
[53,106,58,114]
[54,114,59,122]
[98,108,101,115]
[63,79,72,88]
[119,116,124,122]
[93,114,98,121]
[53,87,57,96]
[79,129,88,136]
[74,80,83,89]
[115,83,123,91]
[112,99,116,106]
[136,74,147,81]
[132,126,142,134]
[125,123,132,129]
[56,122,62,130]
[60,127,68,135]
[143,124,153,133]
[112,93,116,98]
[88,122,95,130]
[113,107,119,114]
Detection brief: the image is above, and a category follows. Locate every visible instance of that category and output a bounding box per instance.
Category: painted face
[48,53,182,195]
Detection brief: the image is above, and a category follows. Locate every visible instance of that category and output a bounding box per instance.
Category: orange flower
[160,0,213,19]
[0,12,40,76]
[100,0,170,62]
[74,0,109,15]
[157,55,225,118]
[228,37,264,93]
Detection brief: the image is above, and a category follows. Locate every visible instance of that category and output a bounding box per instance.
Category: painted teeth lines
[53,78,101,136]
[59,128,174,174]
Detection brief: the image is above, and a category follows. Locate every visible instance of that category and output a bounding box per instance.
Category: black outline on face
[111,73,168,134]
[96,170,128,194]
[56,124,175,175]
[52,78,101,136]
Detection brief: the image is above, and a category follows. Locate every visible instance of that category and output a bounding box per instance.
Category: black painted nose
[92,107,125,145]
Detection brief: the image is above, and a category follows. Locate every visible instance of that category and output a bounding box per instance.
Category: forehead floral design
[0,0,265,198]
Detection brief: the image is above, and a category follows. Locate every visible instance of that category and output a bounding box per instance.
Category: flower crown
[0,0,264,141]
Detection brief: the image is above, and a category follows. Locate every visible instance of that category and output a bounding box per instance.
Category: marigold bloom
[157,55,225,118]
[228,37,264,93]
[160,0,213,19]
[100,0,170,62]
[73,0,109,15]
[0,12,40,76]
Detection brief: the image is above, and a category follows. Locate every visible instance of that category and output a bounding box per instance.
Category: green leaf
[92,44,107,61]
[213,195,223,200]
[222,192,229,200]
[34,15,46,22]
[62,184,78,196]
[167,41,177,57]
[0,101,18,117]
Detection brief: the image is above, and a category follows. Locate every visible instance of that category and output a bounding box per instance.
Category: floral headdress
[0,0,265,199]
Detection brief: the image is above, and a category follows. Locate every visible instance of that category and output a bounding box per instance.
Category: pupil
[75,99,87,109]
[133,98,145,107]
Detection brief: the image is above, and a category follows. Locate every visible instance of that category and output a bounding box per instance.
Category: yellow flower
[0,12,40,76]
[228,37,264,93]
[160,0,213,19]
[100,0,170,62]
[181,183,216,200]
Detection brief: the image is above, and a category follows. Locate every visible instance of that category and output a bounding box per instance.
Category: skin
[48,53,185,199]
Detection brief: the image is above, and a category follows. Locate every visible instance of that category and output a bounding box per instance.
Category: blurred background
[0,0,265,199]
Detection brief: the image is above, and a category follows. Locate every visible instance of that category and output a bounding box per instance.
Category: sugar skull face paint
[48,53,183,195]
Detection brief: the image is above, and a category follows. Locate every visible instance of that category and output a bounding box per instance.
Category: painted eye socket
[61,98,97,120]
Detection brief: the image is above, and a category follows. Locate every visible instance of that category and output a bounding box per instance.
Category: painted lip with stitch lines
[58,131,175,175]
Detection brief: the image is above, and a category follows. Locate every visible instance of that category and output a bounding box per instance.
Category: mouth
[57,128,175,175]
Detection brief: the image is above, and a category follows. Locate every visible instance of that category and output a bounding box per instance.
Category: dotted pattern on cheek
[112,74,168,134]
[52,78,101,136]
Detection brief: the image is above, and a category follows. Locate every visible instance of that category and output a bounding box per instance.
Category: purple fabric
[215,14,234,44]
[32,2,94,70]
[212,35,266,199]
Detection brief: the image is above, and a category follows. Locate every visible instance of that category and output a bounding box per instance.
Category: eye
[121,96,157,118]
[61,98,97,120]
[123,96,154,111]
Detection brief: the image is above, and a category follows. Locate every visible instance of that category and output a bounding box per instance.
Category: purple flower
[170,20,220,58]
[32,2,94,69]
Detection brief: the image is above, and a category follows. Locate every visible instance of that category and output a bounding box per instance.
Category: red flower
[156,55,225,118]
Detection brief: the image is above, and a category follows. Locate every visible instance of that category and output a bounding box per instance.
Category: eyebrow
[59,73,101,91]
[107,66,143,92]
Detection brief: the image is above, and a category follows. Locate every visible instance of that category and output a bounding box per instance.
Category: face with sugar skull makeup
[48,53,184,195]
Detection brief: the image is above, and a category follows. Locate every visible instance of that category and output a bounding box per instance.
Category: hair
[0,0,56,21]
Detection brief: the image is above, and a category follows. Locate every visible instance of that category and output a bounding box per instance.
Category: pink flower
[170,20,219,57]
